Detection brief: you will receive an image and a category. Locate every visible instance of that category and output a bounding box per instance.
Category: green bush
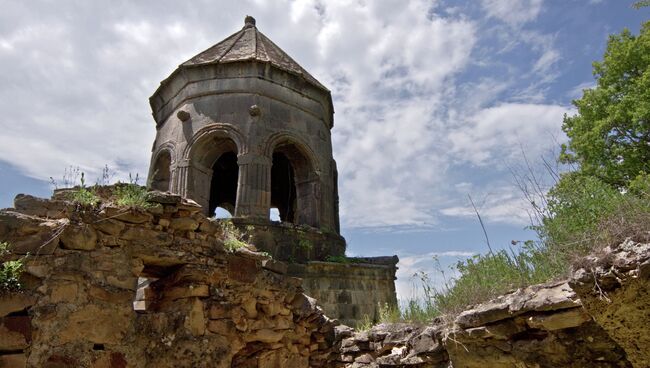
[0,242,23,293]
[219,220,250,253]
[540,174,620,251]
[223,238,247,252]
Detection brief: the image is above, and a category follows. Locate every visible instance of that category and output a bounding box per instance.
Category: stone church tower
[147,16,397,324]
[148,16,340,234]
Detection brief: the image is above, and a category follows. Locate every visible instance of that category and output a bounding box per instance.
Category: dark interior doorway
[209,151,238,216]
[271,152,296,222]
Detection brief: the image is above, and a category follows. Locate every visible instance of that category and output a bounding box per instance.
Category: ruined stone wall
[325,241,650,368]
[288,257,398,327]
[229,218,346,263]
[0,192,340,367]
[2,189,649,367]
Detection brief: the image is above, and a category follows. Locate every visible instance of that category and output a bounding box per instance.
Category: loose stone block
[60,223,97,250]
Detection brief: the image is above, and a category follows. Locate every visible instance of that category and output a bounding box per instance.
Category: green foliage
[541,174,620,249]
[69,172,101,206]
[324,255,356,264]
[223,238,247,252]
[219,220,249,253]
[0,242,24,293]
[633,0,650,9]
[298,239,313,251]
[561,21,650,187]
[114,184,152,208]
[629,172,650,198]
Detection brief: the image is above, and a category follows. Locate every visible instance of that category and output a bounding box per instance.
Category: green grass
[361,174,650,326]
[63,172,101,206]
[324,255,353,263]
[219,220,251,253]
[114,184,152,208]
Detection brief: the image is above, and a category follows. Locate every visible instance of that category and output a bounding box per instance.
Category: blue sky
[0,0,648,299]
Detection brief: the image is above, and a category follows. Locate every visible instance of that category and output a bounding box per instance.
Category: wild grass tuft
[114,184,151,208]
[69,172,101,206]
[219,220,252,253]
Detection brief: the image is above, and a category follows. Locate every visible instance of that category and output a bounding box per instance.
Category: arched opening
[209,151,238,216]
[271,152,296,222]
[186,132,240,214]
[150,151,171,191]
[214,206,233,219]
[270,142,320,227]
[269,207,281,222]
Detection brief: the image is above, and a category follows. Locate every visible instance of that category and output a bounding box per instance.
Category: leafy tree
[633,0,650,9]
[561,21,650,187]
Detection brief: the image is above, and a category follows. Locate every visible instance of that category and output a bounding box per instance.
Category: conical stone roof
[183,16,327,91]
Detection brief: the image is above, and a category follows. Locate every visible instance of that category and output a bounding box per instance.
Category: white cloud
[567,81,596,100]
[440,189,532,225]
[0,0,572,229]
[480,0,544,27]
[448,103,572,166]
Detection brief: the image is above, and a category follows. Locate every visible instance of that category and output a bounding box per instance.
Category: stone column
[181,160,212,213]
[174,160,190,198]
[235,153,271,219]
[295,177,320,228]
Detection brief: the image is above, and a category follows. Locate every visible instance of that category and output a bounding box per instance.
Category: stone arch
[183,124,245,162]
[264,132,320,174]
[184,124,244,214]
[148,144,176,192]
[265,133,320,227]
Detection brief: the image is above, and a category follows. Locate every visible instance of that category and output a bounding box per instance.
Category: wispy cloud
[480,0,544,27]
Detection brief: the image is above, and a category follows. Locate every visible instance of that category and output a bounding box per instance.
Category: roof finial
[244,15,256,28]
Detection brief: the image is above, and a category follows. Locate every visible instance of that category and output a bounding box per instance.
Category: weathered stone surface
[0,293,36,317]
[60,223,97,250]
[0,316,31,350]
[0,353,26,368]
[571,239,650,367]
[145,191,182,205]
[94,219,125,236]
[455,281,579,328]
[524,307,591,330]
[289,258,397,326]
[0,211,64,255]
[261,258,288,274]
[101,206,152,224]
[14,194,68,219]
[58,304,130,345]
[169,217,199,231]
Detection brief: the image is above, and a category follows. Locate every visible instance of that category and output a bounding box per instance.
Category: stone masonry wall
[2,188,649,367]
[325,240,650,368]
[0,190,340,367]
[288,257,398,327]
